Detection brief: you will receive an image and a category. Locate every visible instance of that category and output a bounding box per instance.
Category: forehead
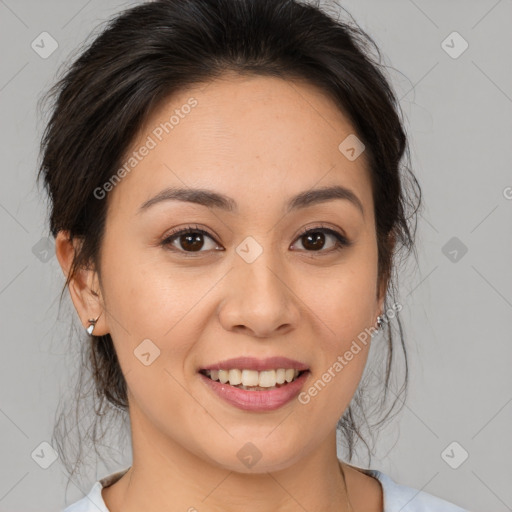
[108,74,374,220]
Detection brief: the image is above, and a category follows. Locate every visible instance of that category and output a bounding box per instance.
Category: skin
[56,73,387,512]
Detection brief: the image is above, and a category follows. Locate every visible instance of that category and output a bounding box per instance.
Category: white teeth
[203,368,303,387]
[241,369,259,387]
[228,369,242,385]
[258,370,276,388]
[285,369,295,383]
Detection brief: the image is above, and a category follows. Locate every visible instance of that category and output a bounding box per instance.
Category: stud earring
[86,314,101,335]
[376,315,384,331]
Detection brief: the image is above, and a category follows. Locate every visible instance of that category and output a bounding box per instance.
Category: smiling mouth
[199,368,309,391]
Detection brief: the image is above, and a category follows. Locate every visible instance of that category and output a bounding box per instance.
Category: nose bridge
[218,236,299,335]
[239,251,281,295]
[235,239,287,306]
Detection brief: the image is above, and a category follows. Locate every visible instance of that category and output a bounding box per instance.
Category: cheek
[298,306,372,425]
[99,245,205,419]
[302,258,378,342]
[98,238,221,393]
[293,256,377,412]
[100,235,198,340]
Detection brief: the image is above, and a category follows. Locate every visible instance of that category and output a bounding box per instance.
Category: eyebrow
[138,185,364,217]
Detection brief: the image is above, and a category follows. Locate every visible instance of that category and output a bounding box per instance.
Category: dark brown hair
[37,0,421,483]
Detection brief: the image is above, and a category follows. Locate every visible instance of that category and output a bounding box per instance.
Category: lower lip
[198,371,310,411]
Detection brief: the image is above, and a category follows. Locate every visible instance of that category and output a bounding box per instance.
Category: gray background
[1,0,511,511]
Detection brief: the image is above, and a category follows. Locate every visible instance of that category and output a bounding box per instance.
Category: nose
[217,252,301,338]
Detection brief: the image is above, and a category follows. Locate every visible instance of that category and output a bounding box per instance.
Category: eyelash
[160,223,352,256]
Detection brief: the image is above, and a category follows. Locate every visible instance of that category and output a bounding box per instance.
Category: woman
[38,0,469,510]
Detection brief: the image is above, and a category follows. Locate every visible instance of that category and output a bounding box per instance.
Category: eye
[161,225,222,254]
[291,225,351,253]
[160,223,351,255]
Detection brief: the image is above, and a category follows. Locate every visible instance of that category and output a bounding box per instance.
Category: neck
[102,411,353,512]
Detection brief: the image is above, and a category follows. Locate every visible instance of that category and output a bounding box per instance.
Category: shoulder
[367,468,470,512]
[61,465,470,512]
[61,482,106,512]
[61,468,129,512]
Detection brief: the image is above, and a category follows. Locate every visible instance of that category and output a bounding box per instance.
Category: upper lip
[199,356,310,372]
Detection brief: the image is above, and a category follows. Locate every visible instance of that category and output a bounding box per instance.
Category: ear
[55,230,109,336]
[375,230,396,320]
[375,275,387,321]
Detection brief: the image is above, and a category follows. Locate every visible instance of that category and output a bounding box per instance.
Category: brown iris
[179,233,205,252]
[301,231,326,251]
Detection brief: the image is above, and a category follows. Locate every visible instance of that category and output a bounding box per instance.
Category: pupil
[304,232,325,251]
[181,233,203,251]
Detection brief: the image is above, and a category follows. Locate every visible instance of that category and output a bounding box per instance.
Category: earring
[376,315,384,331]
[86,315,100,335]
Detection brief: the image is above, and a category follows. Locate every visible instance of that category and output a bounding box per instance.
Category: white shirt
[62,465,470,512]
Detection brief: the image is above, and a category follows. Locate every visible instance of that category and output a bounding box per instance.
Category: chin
[203,441,304,474]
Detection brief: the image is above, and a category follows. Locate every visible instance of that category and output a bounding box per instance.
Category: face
[62,73,385,473]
